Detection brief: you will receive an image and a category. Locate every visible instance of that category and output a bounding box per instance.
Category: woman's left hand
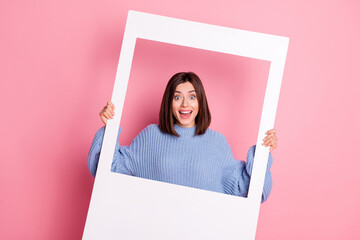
[262,129,278,152]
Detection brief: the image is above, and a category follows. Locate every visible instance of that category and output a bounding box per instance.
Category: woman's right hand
[99,101,115,125]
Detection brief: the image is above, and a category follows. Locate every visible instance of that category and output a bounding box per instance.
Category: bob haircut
[159,72,211,137]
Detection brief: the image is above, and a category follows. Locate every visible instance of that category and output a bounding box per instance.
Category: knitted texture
[88,124,273,202]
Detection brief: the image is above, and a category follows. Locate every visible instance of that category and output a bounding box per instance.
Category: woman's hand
[262,129,278,152]
[99,101,115,125]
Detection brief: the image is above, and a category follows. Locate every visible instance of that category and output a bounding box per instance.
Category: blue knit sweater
[88,124,273,202]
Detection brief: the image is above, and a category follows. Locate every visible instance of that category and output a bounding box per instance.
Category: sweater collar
[174,124,196,137]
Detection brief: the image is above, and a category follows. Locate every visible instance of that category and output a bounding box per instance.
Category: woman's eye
[174,96,182,100]
[189,95,196,100]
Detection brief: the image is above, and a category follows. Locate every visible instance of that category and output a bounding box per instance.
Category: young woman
[88,72,277,203]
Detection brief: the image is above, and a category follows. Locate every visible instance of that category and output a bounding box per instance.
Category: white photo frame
[83,10,289,240]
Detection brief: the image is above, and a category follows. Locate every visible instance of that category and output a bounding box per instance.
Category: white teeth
[179,111,192,114]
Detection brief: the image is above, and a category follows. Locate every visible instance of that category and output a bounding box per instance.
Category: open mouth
[179,110,192,114]
[179,110,192,119]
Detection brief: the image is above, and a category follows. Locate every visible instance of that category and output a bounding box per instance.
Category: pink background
[121,38,270,163]
[1,0,359,239]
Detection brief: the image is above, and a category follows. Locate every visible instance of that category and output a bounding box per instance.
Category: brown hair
[159,72,211,137]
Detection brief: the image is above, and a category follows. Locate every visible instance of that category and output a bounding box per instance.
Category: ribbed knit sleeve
[245,145,273,203]
[111,144,134,176]
[222,145,273,203]
[88,126,123,177]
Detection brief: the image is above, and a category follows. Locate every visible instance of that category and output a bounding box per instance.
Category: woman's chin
[177,119,195,128]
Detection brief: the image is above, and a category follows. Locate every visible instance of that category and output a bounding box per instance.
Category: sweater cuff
[245,145,273,203]
[88,126,122,177]
[245,145,273,175]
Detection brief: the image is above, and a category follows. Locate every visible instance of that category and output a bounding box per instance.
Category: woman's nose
[181,98,189,107]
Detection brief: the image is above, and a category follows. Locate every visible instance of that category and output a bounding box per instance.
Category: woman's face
[172,82,199,128]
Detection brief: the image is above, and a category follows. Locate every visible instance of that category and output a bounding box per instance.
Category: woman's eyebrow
[175,90,196,93]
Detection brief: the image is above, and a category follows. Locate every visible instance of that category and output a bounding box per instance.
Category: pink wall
[121,38,270,162]
[1,0,359,239]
